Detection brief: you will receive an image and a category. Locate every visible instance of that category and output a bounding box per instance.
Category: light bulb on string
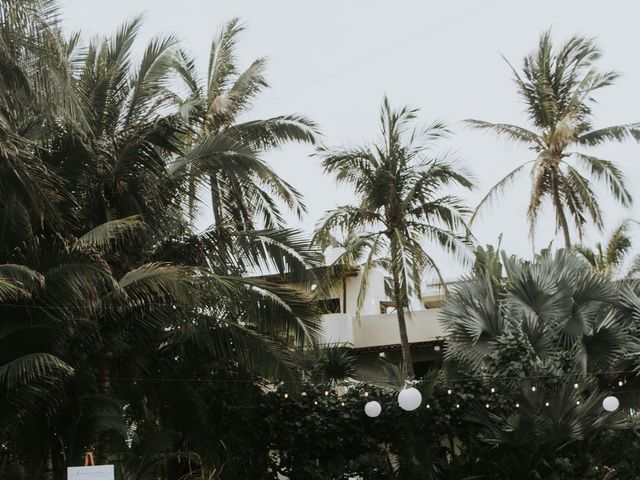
[284,393,288,399]
[364,400,382,418]
[531,385,536,392]
[574,383,579,389]
[490,387,495,394]
[447,389,452,395]
[324,391,329,396]
[545,401,550,407]
[603,396,620,412]
[618,380,624,387]
[364,391,369,397]
[576,400,581,406]
[515,403,520,408]
[398,387,422,411]
[455,404,460,409]
[426,404,431,409]
[485,404,490,409]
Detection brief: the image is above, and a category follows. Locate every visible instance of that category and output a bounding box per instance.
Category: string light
[279,391,624,417]
[531,386,536,392]
[574,383,579,389]
[97,369,640,386]
[447,389,453,395]
[324,391,329,396]
[490,387,495,393]
[364,391,369,397]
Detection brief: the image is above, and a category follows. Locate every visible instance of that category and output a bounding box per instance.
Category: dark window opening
[412,360,441,379]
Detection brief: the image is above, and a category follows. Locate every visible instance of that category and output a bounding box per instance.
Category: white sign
[67,465,114,480]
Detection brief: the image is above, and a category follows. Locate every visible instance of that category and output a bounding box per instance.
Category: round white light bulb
[398,387,422,411]
[364,400,382,417]
[603,395,620,412]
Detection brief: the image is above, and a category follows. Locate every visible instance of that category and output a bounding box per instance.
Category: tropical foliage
[573,220,640,278]
[315,97,474,377]
[2,1,640,479]
[0,1,320,478]
[468,31,640,247]
[439,247,640,479]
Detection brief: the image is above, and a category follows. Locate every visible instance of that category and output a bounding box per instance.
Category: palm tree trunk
[210,175,222,227]
[96,355,112,465]
[44,451,54,480]
[342,276,347,314]
[391,266,414,378]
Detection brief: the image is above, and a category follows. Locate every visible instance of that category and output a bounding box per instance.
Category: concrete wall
[320,313,353,344]
[319,308,445,348]
[343,269,388,316]
[351,309,444,349]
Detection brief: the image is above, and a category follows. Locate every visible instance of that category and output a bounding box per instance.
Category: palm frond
[76,215,144,250]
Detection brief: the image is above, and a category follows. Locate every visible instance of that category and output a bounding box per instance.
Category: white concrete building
[310,265,448,379]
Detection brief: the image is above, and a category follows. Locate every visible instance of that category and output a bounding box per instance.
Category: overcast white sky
[61,0,640,279]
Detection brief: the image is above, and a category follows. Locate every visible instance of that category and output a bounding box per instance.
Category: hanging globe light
[398,387,422,411]
[364,400,382,417]
[602,395,620,412]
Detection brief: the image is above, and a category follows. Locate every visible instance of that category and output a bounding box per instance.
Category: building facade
[315,267,447,380]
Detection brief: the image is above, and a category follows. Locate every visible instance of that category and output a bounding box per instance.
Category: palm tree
[316,97,473,377]
[464,382,628,479]
[467,31,640,248]
[0,5,322,477]
[440,248,634,478]
[573,220,640,278]
[440,248,633,376]
[173,18,319,230]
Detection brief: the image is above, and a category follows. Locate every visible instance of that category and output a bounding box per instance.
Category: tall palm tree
[468,31,640,248]
[173,18,319,230]
[316,97,473,377]
[0,5,322,477]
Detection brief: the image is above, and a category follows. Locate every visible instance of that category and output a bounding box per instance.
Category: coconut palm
[0,0,83,261]
[0,5,322,477]
[173,18,319,230]
[573,220,640,278]
[468,31,640,248]
[316,97,474,377]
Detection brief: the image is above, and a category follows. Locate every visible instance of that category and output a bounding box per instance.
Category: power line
[257,0,502,108]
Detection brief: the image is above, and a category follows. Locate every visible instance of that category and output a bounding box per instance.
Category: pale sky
[61,0,640,279]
